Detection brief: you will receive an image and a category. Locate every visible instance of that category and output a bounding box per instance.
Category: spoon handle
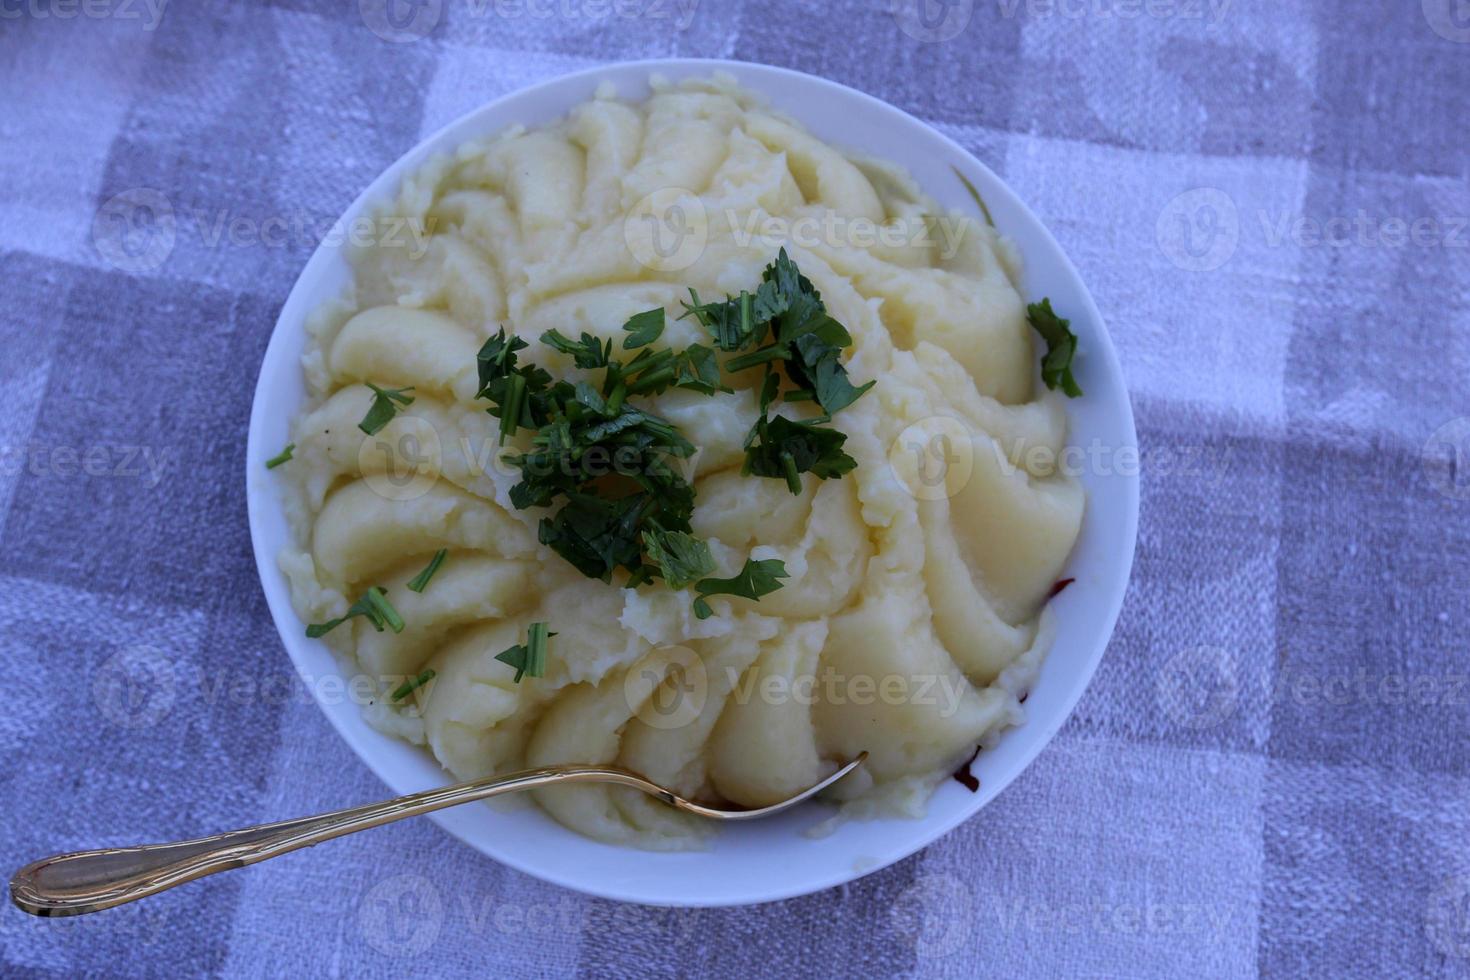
[10,765,635,917]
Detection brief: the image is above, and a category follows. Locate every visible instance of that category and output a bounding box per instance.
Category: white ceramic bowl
[246,58,1138,907]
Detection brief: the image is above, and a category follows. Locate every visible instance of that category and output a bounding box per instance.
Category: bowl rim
[245,56,1139,907]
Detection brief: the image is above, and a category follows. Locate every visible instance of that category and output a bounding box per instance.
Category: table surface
[2,2,1468,977]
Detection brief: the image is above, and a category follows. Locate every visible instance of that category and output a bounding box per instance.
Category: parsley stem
[628,366,675,394]
[264,443,295,469]
[406,549,447,593]
[364,587,405,633]
[494,622,554,683]
[780,451,801,495]
[391,668,435,701]
[500,372,526,442]
[605,381,627,415]
[306,585,395,637]
[725,345,791,373]
[305,617,346,639]
[638,347,677,370]
[526,622,550,677]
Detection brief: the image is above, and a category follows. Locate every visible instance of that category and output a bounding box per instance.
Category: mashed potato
[277,75,1084,849]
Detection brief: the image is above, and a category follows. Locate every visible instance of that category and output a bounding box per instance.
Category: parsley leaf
[264,443,295,469]
[641,528,716,590]
[406,549,448,593]
[763,265,871,417]
[359,384,415,435]
[541,329,612,370]
[475,328,557,442]
[391,668,435,701]
[477,328,528,393]
[537,492,653,581]
[681,249,872,417]
[494,622,553,683]
[613,342,730,397]
[621,308,665,349]
[681,287,763,352]
[1026,298,1082,398]
[743,415,858,494]
[789,333,874,416]
[679,249,872,493]
[691,558,790,619]
[673,343,724,394]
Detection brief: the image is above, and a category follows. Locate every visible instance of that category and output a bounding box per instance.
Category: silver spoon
[10,754,868,917]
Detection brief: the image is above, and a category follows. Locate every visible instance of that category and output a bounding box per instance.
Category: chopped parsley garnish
[535,492,670,581]
[793,333,875,416]
[391,668,435,702]
[306,586,403,638]
[478,326,717,592]
[681,249,872,494]
[363,587,405,632]
[754,250,874,416]
[406,549,448,593]
[951,166,995,228]
[359,383,416,435]
[618,341,726,396]
[468,252,864,612]
[292,254,887,643]
[494,622,553,683]
[691,558,790,620]
[475,329,556,442]
[952,178,1081,398]
[641,529,716,590]
[1026,298,1082,398]
[477,327,528,390]
[264,443,295,469]
[542,329,612,370]
[682,286,764,353]
[742,415,857,495]
[621,308,665,349]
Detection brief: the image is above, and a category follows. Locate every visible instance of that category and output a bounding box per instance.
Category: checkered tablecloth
[2,1,1468,976]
